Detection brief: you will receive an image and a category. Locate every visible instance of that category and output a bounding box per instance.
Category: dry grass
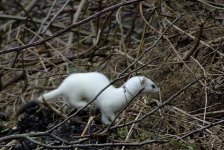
[0,0,223,149]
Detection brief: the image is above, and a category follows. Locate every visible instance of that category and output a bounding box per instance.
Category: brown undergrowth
[0,0,223,149]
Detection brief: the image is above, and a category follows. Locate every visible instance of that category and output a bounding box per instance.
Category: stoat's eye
[151,84,155,89]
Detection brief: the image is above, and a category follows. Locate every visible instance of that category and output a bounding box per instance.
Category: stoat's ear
[140,77,146,85]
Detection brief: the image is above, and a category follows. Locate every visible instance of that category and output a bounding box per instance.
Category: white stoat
[37,72,159,124]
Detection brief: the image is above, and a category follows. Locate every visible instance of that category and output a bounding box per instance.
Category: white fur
[37,72,159,124]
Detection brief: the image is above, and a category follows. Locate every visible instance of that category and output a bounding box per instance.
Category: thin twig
[0,0,143,55]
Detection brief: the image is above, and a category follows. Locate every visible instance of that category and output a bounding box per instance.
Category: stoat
[35,72,159,124]
[16,72,158,124]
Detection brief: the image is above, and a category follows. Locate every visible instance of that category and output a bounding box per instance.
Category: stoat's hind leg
[101,112,111,124]
[108,113,116,124]
[101,111,116,125]
[68,96,88,108]
[69,100,88,108]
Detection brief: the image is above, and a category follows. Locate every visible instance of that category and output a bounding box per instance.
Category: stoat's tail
[37,89,62,102]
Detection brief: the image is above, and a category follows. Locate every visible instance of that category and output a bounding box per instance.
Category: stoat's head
[124,76,159,94]
[140,76,160,93]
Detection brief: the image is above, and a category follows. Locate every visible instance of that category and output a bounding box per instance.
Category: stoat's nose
[153,86,160,93]
[155,87,160,92]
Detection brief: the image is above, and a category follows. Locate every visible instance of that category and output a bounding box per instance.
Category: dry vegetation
[0,0,224,149]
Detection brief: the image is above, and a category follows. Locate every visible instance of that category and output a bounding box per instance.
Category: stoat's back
[58,72,114,101]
